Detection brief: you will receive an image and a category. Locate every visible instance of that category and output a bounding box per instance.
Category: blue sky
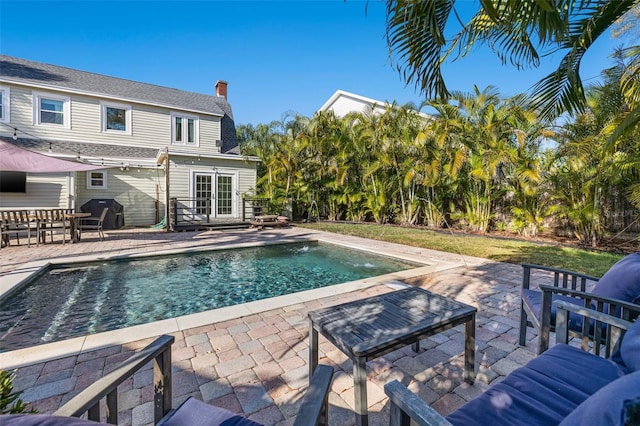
[0,1,622,126]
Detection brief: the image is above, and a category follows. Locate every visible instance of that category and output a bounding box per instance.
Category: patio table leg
[464,314,476,384]
[354,357,368,426]
[69,218,81,243]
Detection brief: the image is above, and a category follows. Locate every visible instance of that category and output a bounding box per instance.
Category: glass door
[192,172,235,219]
[216,174,233,217]
[194,173,213,219]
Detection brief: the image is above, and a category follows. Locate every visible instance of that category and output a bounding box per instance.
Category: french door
[193,172,235,219]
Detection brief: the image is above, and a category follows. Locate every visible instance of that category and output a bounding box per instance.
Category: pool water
[0,242,418,351]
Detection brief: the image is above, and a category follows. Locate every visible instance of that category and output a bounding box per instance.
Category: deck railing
[241,197,270,221]
[169,198,212,228]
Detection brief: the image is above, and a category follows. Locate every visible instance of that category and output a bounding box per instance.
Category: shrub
[0,370,37,414]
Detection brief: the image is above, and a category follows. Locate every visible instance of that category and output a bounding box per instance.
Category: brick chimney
[215,80,228,99]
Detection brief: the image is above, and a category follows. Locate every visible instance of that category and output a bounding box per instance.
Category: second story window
[171,113,198,145]
[33,92,70,128]
[101,102,131,134]
[0,87,9,123]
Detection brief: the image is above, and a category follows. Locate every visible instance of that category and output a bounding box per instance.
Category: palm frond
[605,107,640,150]
[386,0,454,99]
[531,48,586,122]
[386,0,638,121]
[620,45,640,106]
[530,0,637,121]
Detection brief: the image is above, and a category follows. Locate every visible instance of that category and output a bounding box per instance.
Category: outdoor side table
[308,286,476,426]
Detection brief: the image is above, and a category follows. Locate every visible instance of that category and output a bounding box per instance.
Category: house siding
[8,85,224,156]
[327,96,386,117]
[76,168,164,226]
[0,173,71,209]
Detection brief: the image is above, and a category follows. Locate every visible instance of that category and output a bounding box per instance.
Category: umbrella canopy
[0,139,105,172]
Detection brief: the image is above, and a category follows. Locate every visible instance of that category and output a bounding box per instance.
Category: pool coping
[0,235,464,369]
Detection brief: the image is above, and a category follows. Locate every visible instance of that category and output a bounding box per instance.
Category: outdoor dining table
[64,212,91,243]
[307,286,477,426]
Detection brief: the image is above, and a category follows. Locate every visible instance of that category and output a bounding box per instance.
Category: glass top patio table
[307,286,477,426]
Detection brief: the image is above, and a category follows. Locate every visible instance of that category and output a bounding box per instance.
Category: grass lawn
[297,222,626,277]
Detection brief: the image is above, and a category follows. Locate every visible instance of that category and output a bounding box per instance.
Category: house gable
[318,90,388,118]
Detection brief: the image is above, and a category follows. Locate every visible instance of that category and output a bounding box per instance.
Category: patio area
[0,226,540,426]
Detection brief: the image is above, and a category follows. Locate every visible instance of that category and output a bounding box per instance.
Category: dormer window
[101,102,131,134]
[171,112,198,145]
[33,92,70,128]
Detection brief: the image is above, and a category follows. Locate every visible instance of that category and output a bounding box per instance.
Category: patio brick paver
[0,226,552,425]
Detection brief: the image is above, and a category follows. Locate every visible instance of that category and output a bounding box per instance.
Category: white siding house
[0,55,259,228]
[318,90,388,117]
[318,89,433,122]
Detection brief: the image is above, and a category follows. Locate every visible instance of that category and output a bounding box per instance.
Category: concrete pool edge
[0,231,473,369]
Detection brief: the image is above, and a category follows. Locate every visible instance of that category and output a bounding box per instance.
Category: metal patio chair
[79,207,108,241]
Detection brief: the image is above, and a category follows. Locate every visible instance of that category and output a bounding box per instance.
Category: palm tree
[237,121,284,203]
[348,109,400,224]
[384,0,638,123]
[417,99,467,227]
[446,86,522,232]
[303,111,353,220]
[550,56,640,246]
[374,103,427,225]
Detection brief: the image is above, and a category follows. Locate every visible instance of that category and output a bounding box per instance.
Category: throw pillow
[559,370,640,426]
[620,319,640,372]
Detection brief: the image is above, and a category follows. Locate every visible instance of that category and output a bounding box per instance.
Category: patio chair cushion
[445,344,626,426]
[521,289,587,332]
[558,370,640,426]
[591,253,640,304]
[160,396,262,426]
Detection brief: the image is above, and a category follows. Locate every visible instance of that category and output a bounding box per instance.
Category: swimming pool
[0,242,419,351]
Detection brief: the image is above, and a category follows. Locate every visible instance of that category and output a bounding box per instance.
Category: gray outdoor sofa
[385,300,640,426]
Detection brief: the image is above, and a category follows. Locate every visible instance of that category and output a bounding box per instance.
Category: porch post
[164,147,171,232]
[68,171,76,211]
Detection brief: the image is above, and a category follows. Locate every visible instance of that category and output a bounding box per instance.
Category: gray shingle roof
[0,55,239,153]
[0,55,230,117]
[0,136,160,161]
